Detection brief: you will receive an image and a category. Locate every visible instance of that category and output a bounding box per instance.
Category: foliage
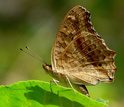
[0,80,107,107]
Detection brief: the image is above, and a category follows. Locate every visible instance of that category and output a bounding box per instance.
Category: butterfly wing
[51,5,99,71]
[56,32,116,85]
[51,5,116,85]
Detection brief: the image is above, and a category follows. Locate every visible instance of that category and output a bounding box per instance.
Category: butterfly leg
[50,78,59,85]
[77,85,90,97]
[65,75,76,94]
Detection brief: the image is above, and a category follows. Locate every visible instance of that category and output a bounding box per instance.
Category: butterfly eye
[98,63,102,67]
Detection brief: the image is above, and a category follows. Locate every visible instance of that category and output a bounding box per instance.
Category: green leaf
[0,80,108,107]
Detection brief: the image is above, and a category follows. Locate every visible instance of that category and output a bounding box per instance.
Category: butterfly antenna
[20,46,47,65]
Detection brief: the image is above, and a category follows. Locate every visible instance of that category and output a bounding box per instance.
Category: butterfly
[43,5,116,97]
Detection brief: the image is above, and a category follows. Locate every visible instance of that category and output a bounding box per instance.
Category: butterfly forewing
[51,5,100,71]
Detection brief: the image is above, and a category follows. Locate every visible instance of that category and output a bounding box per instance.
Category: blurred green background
[0,0,124,106]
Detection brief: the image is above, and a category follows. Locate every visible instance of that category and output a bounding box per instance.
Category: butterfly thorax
[43,64,66,81]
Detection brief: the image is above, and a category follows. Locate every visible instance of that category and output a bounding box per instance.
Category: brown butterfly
[43,5,116,97]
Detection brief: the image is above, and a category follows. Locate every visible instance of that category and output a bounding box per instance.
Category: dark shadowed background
[0,0,124,107]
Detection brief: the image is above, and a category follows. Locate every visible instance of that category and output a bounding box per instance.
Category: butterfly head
[43,64,52,72]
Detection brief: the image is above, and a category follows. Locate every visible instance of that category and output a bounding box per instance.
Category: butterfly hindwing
[56,32,116,85]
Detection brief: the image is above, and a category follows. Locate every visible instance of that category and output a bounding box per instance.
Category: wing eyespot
[98,63,102,67]
[88,47,91,51]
